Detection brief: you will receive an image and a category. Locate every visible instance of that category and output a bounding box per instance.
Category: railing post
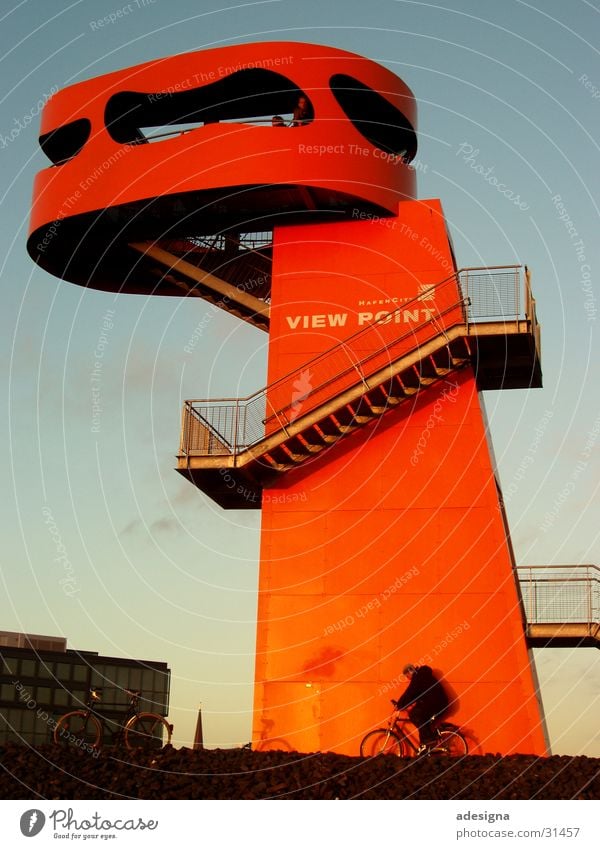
[233,398,239,457]
[587,565,593,635]
[181,401,189,457]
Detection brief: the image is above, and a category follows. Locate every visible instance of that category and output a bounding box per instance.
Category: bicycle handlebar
[88,688,142,706]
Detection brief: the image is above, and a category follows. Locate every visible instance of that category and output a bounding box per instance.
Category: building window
[115,665,130,689]
[36,687,52,705]
[19,659,36,678]
[1,657,15,675]
[71,689,87,707]
[21,710,35,732]
[37,662,54,679]
[56,662,71,680]
[129,668,142,691]
[0,682,16,701]
[72,664,88,682]
[53,688,69,707]
[142,669,155,693]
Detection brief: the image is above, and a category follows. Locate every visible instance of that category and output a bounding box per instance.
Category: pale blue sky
[1,0,599,754]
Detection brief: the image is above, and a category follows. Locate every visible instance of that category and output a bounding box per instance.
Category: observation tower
[28,42,547,756]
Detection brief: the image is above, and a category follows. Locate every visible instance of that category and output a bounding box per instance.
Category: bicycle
[53,688,173,753]
[360,706,468,758]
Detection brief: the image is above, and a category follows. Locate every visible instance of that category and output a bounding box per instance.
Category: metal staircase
[158,234,272,298]
[177,265,542,508]
[129,232,272,331]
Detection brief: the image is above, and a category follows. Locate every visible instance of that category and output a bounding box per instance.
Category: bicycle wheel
[124,713,172,752]
[53,711,102,752]
[360,729,406,757]
[434,728,468,756]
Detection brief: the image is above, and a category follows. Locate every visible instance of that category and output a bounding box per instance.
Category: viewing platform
[27,42,418,292]
[519,565,600,649]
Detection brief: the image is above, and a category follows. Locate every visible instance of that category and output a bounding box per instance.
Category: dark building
[0,631,170,746]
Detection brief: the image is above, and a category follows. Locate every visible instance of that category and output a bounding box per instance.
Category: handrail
[517,564,600,573]
[181,265,533,455]
[264,297,468,425]
[143,118,291,142]
[190,266,523,407]
[187,265,527,408]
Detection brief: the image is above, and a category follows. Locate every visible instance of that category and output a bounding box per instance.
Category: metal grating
[518,565,599,625]
[459,268,520,320]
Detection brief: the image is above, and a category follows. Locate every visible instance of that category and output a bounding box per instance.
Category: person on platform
[392,663,451,751]
[291,95,313,126]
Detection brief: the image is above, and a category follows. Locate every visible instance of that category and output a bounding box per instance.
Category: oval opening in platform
[39,118,92,165]
[329,74,416,160]
[104,69,313,144]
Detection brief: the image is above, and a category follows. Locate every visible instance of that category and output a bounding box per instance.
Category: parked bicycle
[360,706,468,757]
[53,688,173,753]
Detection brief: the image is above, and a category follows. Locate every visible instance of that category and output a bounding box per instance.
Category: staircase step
[360,399,387,415]
[368,384,395,405]
[392,374,418,396]
[286,435,322,456]
[430,348,457,372]
[374,384,402,407]
[332,406,354,426]
[424,353,453,377]
[261,454,293,472]
[336,423,359,434]
[328,412,356,433]
[420,357,440,379]
[406,364,435,387]
[334,404,371,426]
[268,445,303,465]
[450,337,472,359]
[307,424,338,444]
[397,368,422,391]
[318,416,344,436]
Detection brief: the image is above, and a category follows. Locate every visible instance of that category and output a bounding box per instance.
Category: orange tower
[28,42,547,755]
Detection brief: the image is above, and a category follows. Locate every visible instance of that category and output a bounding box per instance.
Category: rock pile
[0,743,598,799]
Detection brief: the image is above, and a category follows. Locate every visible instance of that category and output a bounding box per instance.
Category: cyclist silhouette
[392,664,451,751]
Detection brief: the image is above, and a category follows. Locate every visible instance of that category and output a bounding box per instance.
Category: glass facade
[0,645,170,747]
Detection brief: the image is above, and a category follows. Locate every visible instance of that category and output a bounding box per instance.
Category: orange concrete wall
[253,199,548,756]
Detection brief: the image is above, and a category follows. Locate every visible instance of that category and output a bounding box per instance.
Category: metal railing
[143,117,297,143]
[157,233,273,300]
[181,265,533,456]
[164,232,272,254]
[518,565,600,627]
[461,265,520,321]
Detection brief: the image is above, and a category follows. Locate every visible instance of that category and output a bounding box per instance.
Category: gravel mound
[1,743,598,799]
